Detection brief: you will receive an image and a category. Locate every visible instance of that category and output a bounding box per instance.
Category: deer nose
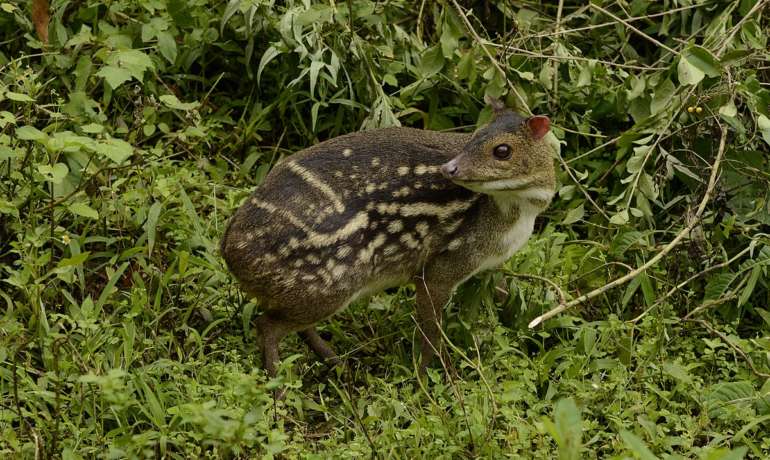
[441,160,459,179]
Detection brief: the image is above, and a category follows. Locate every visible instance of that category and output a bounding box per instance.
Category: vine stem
[529,124,728,328]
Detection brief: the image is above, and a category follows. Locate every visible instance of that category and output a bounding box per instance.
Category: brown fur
[221,109,556,376]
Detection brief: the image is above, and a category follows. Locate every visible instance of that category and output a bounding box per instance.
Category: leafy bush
[1,0,768,457]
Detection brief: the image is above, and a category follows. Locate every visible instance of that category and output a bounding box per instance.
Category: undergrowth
[1,0,769,458]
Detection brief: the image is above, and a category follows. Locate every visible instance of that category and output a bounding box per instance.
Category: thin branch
[630,245,753,323]
[487,44,666,71]
[503,271,568,306]
[552,0,565,101]
[526,3,713,40]
[686,318,770,379]
[589,4,679,56]
[529,125,728,328]
[449,0,530,113]
[716,0,768,56]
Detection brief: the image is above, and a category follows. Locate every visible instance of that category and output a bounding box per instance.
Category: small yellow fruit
[687,106,694,113]
[695,106,703,114]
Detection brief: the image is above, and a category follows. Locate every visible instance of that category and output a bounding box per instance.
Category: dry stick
[449,0,530,113]
[716,0,768,56]
[589,3,679,56]
[552,0,565,102]
[527,3,711,40]
[529,125,728,328]
[686,318,770,379]
[630,245,753,323]
[683,295,737,321]
[486,44,666,71]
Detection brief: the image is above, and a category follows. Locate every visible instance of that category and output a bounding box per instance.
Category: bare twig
[552,0,565,101]
[504,271,567,307]
[450,0,529,113]
[527,3,712,40]
[686,318,770,378]
[630,245,753,323]
[716,0,768,56]
[589,4,679,56]
[486,44,666,71]
[529,125,728,328]
[683,295,737,320]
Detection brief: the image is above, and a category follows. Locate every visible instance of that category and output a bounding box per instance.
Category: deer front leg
[414,276,453,374]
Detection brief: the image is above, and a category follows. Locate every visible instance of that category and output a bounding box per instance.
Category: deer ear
[484,95,506,115]
[527,115,550,140]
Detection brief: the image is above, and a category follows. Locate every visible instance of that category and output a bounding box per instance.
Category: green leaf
[701,447,748,460]
[144,201,163,257]
[553,398,582,460]
[56,252,90,269]
[683,46,721,77]
[69,202,99,220]
[159,94,199,111]
[0,146,18,161]
[81,123,104,134]
[704,272,736,300]
[662,362,693,385]
[98,138,134,164]
[5,91,35,102]
[650,79,675,115]
[562,203,584,225]
[309,59,324,99]
[257,45,282,84]
[38,163,69,184]
[619,430,659,460]
[610,209,630,225]
[0,110,16,128]
[109,49,154,81]
[96,65,133,90]
[705,381,755,418]
[419,46,444,78]
[737,265,761,306]
[678,56,704,86]
[16,125,48,141]
[157,31,177,64]
[95,262,130,310]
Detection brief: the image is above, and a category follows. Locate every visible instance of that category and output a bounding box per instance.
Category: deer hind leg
[298,327,341,366]
[256,313,294,377]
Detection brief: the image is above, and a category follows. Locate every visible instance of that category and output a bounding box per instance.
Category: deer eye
[493,144,512,160]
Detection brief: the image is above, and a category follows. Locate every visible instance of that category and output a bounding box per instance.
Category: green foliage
[1,0,769,457]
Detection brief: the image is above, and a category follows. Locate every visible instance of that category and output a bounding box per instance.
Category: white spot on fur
[399,233,420,249]
[397,166,410,176]
[399,200,475,220]
[336,245,353,258]
[392,186,411,198]
[358,233,387,262]
[286,161,345,213]
[376,203,400,214]
[387,220,403,233]
[342,148,353,157]
[415,221,429,237]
